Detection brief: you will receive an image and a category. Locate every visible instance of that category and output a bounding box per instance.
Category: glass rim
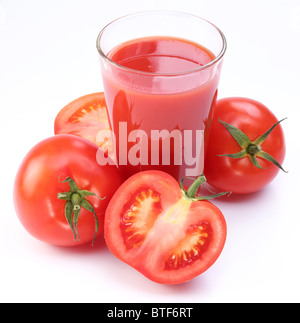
[96,10,227,77]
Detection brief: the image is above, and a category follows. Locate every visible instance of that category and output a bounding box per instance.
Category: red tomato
[54,92,114,158]
[204,97,286,194]
[104,170,227,284]
[14,134,122,246]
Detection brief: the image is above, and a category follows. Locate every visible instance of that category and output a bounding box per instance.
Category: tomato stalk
[218,118,287,172]
[57,177,105,245]
[180,174,230,201]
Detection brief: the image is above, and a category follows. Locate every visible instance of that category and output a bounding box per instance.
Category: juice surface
[109,36,214,74]
[102,36,220,180]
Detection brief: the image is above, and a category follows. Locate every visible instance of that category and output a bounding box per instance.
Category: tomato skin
[204,97,286,194]
[104,170,227,284]
[14,134,122,246]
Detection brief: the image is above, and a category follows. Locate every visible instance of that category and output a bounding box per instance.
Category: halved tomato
[104,170,227,285]
[54,92,114,159]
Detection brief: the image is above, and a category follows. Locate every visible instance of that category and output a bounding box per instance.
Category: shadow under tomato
[50,234,108,255]
[135,273,211,299]
[163,276,204,292]
[202,183,268,204]
[106,254,208,294]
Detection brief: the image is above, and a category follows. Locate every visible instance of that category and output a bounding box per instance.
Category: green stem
[218,118,287,171]
[71,193,82,210]
[181,174,230,201]
[186,176,206,198]
[247,144,261,155]
[57,177,105,246]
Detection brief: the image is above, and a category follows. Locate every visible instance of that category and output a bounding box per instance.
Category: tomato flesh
[165,222,212,270]
[121,188,162,250]
[104,171,226,284]
[54,93,113,157]
[67,103,109,145]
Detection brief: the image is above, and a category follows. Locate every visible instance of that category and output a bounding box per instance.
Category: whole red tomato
[104,170,227,284]
[14,134,122,246]
[204,97,286,194]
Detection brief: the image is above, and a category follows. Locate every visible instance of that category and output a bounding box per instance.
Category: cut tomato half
[104,170,227,284]
[54,92,114,160]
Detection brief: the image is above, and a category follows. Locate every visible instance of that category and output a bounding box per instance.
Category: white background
[1,0,300,303]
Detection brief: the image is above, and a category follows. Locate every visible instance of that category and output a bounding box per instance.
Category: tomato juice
[100,36,223,181]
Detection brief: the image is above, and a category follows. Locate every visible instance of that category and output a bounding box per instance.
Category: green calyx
[180,174,231,201]
[57,177,105,246]
[218,118,287,172]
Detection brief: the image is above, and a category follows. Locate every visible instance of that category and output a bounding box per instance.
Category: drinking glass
[96,11,226,181]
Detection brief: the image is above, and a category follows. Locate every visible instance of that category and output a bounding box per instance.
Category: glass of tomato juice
[96,11,226,181]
